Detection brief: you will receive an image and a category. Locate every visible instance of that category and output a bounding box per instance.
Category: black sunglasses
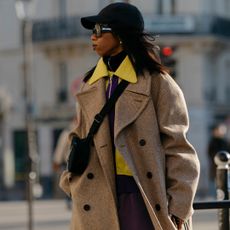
[92,23,112,37]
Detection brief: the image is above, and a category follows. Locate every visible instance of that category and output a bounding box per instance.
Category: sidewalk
[193,209,218,230]
[0,199,71,230]
[0,199,219,230]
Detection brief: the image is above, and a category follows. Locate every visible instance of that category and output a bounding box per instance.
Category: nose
[91,33,97,41]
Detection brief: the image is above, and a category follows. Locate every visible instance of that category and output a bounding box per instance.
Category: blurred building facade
[0,0,230,199]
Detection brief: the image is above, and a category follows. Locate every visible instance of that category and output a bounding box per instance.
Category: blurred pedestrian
[53,119,77,172]
[53,120,76,209]
[53,129,69,172]
[59,2,200,230]
[207,123,230,197]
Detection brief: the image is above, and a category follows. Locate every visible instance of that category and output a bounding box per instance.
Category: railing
[32,16,88,43]
[193,151,230,230]
[194,200,230,210]
[31,15,230,43]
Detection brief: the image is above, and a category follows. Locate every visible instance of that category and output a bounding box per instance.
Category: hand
[171,215,184,230]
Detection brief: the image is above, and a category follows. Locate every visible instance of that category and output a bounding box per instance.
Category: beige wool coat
[59,72,200,230]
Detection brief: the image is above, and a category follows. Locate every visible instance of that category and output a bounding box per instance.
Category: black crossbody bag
[67,80,129,175]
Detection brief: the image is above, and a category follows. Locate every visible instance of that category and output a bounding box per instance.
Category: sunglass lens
[92,24,101,37]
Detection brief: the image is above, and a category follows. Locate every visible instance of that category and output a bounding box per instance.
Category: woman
[60,3,200,230]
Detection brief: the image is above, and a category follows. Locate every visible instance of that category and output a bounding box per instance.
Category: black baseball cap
[81,3,144,32]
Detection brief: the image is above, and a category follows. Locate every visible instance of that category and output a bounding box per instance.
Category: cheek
[94,35,120,56]
[102,42,120,56]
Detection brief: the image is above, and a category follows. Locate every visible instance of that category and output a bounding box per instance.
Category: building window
[225,60,230,103]
[225,0,230,16]
[156,0,163,14]
[57,62,68,103]
[171,0,176,14]
[157,0,176,15]
[52,128,64,151]
[58,0,67,17]
[13,130,28,180]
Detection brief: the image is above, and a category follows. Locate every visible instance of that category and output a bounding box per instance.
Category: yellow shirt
[89,56,137,176]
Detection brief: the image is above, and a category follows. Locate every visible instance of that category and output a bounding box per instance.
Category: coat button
[83,204,91,211]
[139,139,146,146]
[87,173,94,179]
[155,204,161,211]
[146,172,152,179]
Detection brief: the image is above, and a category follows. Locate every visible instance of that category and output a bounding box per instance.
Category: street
[0,199,219,230]
[0,199,71,230]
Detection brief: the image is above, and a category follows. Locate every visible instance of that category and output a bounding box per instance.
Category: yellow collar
[88,56,137,85]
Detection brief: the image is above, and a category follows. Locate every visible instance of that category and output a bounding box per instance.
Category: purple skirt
[116,176,154,230]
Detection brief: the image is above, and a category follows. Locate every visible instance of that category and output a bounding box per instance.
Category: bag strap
[87,80,129,138]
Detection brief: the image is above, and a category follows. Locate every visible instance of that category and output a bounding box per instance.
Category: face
[91,24,123,57]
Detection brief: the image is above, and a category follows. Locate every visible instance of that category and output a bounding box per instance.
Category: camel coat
[59,72,200,230]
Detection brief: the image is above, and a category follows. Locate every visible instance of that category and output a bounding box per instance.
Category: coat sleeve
[152,73,200,221]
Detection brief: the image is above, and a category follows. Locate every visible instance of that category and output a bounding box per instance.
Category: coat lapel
[76,79,117,199]
[114,74,151,140]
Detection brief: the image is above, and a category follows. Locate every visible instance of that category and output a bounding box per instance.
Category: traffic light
[160,46,177,79]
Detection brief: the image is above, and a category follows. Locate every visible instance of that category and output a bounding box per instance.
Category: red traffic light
[162,46,173,57]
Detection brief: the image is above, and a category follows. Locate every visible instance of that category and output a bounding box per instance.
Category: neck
[103,51,127,72]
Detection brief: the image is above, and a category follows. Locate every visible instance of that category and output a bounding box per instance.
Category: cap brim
[81,15,104,29]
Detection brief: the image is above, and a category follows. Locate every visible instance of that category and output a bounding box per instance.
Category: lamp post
[0,88,13,197]
[15,1,38,230]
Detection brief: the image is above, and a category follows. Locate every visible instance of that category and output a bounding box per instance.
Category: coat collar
[88,56,137,84]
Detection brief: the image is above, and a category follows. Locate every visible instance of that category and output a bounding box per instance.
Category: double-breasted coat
[59,71,200,230]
